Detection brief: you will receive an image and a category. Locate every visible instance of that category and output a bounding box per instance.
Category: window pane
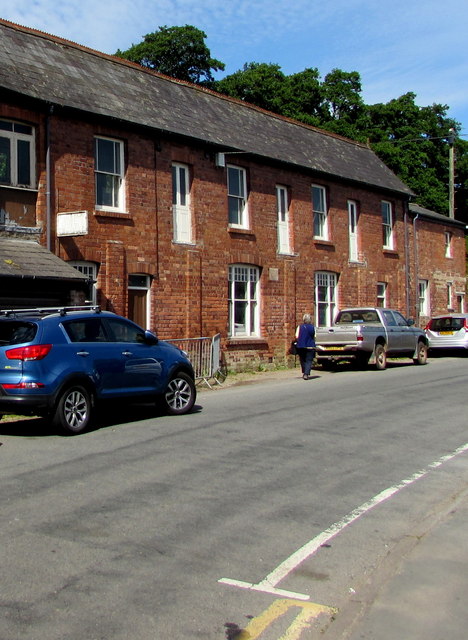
[228,196,241,225]
[96,138,118,173]
[312,187,324,212]
[234,280,247,300]
[228,167,242,196]
[96,173,118,207]
[0,136,11,184]
[17,139,31,185]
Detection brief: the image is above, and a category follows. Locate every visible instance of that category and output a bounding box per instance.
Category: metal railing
[167,333,223,388]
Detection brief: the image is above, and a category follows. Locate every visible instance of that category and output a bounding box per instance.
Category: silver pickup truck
[315,307,428,370]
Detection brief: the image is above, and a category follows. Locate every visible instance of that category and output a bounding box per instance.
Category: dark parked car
[0,306,196,434]
[424,313,468,352]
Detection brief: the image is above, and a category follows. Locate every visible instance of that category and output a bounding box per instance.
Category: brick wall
[1,100,466,370]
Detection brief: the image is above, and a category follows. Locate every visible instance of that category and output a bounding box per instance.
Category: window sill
[0,184,38,192]
[94,209,132,220]
[313,238,335,248]
[172,240,196,247]
[227,337,268,347]
[383,249,399,257]
[228,227,256,240]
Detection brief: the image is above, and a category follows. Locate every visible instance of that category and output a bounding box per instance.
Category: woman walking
[296,313,316,380]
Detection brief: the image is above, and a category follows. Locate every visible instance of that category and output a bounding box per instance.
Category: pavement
[205,364,468,640]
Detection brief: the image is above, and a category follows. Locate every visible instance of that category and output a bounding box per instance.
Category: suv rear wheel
[53,385,92,434]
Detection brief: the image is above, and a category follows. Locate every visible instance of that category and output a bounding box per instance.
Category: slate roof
[0,19,412,196]
[0,238,88,281]
[409,203,466,229]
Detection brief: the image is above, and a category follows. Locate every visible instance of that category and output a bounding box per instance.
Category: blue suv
[0,306,196,434]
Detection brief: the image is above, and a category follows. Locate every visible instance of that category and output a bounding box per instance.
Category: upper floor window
[172,163,192,243]
[444,231,452,257]
[94,136,125,211]
[227,165,248,228]
[0,119,35,188]
[276,185,291,254]
[315,271,337,326]
[348,200,359,261]
[382,200,394,249]
[312,185,328,240]
[228,264,259,337]
[377,282,387,307]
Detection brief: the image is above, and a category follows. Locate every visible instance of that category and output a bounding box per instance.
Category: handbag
[289,340,298,355]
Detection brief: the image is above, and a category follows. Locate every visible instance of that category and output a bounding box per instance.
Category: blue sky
[2,0,467,133]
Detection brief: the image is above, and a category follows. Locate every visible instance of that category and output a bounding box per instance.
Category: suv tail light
[464,318,468,332]
[5,344,52,361]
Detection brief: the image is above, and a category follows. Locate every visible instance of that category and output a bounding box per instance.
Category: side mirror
[144,330,159,345]
[406,318,415,326]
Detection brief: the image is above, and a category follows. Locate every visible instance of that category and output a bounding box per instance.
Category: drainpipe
[413,212,420,325]
[45,105,54,251]
[403,200,411,318]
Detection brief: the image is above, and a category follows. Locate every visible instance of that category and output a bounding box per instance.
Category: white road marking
[219,442,468,600]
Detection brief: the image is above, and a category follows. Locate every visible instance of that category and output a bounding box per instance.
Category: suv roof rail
[0,305,102,317]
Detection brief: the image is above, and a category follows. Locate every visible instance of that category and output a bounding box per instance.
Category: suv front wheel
[53,385,93,435]
[162,372,196,415]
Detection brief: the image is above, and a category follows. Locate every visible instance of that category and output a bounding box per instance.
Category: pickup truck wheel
[414,341,428,365]
[374,344,387,370]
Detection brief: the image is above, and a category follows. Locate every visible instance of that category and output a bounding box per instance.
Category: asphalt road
[1,356,467,640]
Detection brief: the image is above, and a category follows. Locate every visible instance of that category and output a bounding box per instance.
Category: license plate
[438,331,453,335]
[322,345,346,350]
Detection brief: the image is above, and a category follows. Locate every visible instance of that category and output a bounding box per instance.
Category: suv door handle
[76,350,90,357]
[122,351,133,357]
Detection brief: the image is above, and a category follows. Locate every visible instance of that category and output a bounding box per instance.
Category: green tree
[367,94,460,214]
[215,62,287,113]
[115,25,225,85]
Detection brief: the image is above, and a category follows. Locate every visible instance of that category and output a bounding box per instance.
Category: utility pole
[448,128,456,218]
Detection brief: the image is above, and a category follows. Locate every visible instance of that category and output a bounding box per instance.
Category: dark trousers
[298,348,315,375]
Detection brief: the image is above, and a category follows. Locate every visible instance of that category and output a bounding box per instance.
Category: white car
[424,314,468,351]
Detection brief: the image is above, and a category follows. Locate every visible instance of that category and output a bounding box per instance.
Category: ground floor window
[315,271,337,326]
[68,261,99,304]
[377,282,387,308]
[128,274,151,328]
[228,264,260,337]
[418,279,429,316]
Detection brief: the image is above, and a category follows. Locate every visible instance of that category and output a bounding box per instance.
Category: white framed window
[444,231,452,258]
[172,163,192,243]
[348,200,359,261]
[418,279,429,316]
[227,165,248,228]
[312,184,328,239]
[128,274,151,329]
[0,119,35,188]
[315,271,337,326]
[276,185,291,254]
[68,261,99,304]
[228,264,259,337]
[94,136,125,211]
[447,282,453,309]
[382,201,394,249]
[377,282,387,308]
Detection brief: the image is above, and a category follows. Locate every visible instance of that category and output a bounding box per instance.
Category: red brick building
[0,19,465,369]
